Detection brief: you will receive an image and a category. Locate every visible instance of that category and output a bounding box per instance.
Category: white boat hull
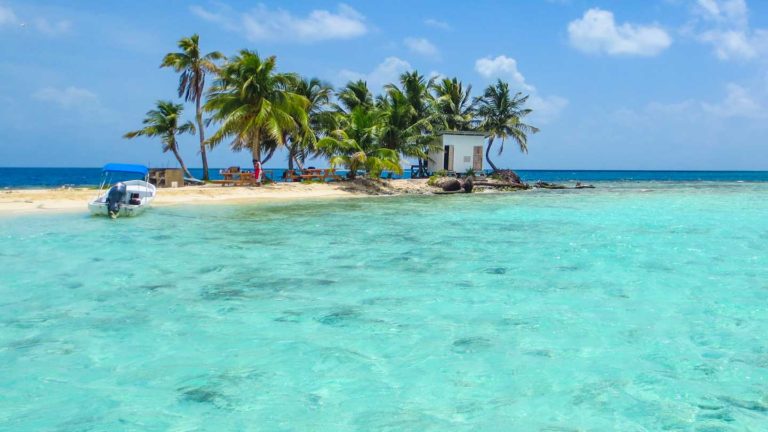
[89,179,156,218]
[88,202,148,217]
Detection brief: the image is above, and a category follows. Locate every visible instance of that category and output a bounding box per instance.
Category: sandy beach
[0,179,434,215]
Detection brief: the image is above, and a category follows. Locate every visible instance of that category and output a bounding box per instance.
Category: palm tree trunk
[251,129,261,172]
[195,94,209,181]
[287,148,294,171]
[171,144,193,179]
[485,136,499,172]
[262,146,276,164]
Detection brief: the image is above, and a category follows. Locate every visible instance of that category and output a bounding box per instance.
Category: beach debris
[472,181,529,190]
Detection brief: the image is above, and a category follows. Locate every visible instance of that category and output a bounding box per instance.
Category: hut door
[443,145,454,171]
[472,146,483,171]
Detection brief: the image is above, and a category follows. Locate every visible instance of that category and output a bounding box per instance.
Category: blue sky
[1,0,768,170]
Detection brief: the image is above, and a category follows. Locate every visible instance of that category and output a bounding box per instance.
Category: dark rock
[494,169,522,184]
[440,178,462,192]
[462,177,474,193]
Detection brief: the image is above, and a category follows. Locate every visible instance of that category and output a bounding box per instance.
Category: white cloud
[424,18,450,30]
[191,3,367,43]
[529,95,570,124]
[695,0,748,27]
[338,57,412,90]
[0,5,18,26]
[404,37,439,58]
[32,86,105,115]
[703,83,767,118]
[568,8,672,56]
[474,55,532,91]
[0,5,70,35]
[690,0,768,60]
[698,29,767,59]
[634,83,767,122]
[428,70,444,81]
[474,55,567,123]
[33,18,71,36]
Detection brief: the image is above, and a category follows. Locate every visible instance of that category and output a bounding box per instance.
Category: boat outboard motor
[106,182,126,217]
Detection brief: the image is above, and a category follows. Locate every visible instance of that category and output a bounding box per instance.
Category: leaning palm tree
[123,100,195,178]
[476,79,539,172]
[317,108,401,179]
[160,34,224,181]
[431,77,476,131]
[204,50,309,173]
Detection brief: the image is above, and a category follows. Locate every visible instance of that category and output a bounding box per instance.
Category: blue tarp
[102,163,148,175]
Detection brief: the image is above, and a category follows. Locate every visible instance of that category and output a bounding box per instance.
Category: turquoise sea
[2,181,768,431]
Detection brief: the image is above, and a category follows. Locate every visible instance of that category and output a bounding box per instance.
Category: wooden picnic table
[284,168,342,182]
[212,169,273,186]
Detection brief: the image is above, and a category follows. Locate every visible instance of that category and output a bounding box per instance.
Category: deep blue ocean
[1,167,768,188]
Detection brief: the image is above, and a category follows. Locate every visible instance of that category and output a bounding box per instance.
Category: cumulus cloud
[568,8,671,56]
[690,0,768,60]
[474,55,567,123]
[191,3,367,43]
[404,37,439,58]
[474,55,532,91]
[338,57,412,90]
[424,18,450,30]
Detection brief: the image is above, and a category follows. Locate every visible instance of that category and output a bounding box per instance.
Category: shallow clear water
[2,182,768,431]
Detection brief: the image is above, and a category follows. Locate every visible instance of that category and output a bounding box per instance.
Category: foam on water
[1,182,768,430]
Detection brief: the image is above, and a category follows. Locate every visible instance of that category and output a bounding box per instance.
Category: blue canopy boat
[88,164,156,218]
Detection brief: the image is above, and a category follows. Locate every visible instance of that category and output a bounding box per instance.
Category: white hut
[427,131,486,175]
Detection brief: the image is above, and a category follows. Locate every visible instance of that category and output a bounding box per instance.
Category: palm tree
[160,34,224,181]
[334,80,374,114]
[387,71,439,176]
[476,79,539,172]
[124,100,196,178]
[317,108,401,179]
[286,77,333,171]
[204,50,309,173]
[376,86,435,163]
[431,77,476,131]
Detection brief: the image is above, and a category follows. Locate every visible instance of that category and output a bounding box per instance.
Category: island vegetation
[125,34,539,183]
